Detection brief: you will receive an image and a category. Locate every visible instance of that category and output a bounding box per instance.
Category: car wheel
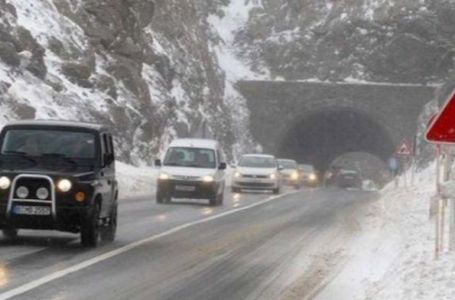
[156,192,164,204]
[209,191,220,206]
[2,228,18,240]
[231,187,241,193]
[100,204,117,243]
[273,187,280,195]
[156,191,170,204]
[81,204,101,247]
[217,191,224,206]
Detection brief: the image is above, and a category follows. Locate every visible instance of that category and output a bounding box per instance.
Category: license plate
[175,185,196,192]
[14,206,51,216]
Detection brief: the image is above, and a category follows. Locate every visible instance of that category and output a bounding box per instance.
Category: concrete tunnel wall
[237,81,436,171]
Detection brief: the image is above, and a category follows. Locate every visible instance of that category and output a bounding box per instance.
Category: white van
[155,139,227,206]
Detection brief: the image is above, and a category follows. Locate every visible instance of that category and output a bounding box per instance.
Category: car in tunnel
[232,154,282,194]
[277,159,302,189]
[299,164,319,187]
[336,169,363,189]
[155,139,227,206]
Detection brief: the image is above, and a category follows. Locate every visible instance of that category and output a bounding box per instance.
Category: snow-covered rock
[0,0,256,166]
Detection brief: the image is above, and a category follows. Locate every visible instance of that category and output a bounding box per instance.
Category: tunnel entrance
[278,109,395,174]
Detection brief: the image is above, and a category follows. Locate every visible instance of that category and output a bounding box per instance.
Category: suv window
[1,129,96,159]
[108,135,115,157]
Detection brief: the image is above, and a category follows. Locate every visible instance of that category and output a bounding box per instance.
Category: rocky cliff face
[234,0,455,84]
[1,0,454,165]
[0,0,249,164]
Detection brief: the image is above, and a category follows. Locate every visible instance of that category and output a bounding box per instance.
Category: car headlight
[234,172,241,178]
[57,179,72,192]
[309,174,317,181]
[36,187,49,200]
[0,176,11,190]
[159,173,170,180]
[291,172,299,180]
[270,173,276,180]
[16,186,29,199]
[202,176,215,183]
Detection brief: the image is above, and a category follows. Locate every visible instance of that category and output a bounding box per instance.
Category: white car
[155,139,226,206]
[232,154,282,194]
[278,159,302,189]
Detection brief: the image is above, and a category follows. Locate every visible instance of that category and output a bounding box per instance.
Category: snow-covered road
[0,183,378,300]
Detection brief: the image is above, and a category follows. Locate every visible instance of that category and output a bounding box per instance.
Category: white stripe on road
[0,190,299,300]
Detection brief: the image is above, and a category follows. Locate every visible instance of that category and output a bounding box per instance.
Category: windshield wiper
[187,164,210,168]
[3,151,28,156]
[2,151,37,163]
[163,162,181,166]
[40,153,77,166]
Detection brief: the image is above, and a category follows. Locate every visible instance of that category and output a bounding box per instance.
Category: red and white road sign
[426,91,455,144]
[396,139,413,156]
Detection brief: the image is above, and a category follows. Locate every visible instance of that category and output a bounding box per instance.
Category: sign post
[426,90,455,258]
[395,139,413,187]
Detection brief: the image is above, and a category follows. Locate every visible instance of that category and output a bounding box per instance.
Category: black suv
[0,120,118,247]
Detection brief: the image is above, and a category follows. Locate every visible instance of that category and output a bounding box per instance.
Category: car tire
[100,204,117,243]
[209,188,223,206]
[156,192,164,204]
[81,204,101,247]
[231,187,241,193]
[273,187,280,195]
[217,191,224,206]
[156,191,170,204]
[2,228,18,240]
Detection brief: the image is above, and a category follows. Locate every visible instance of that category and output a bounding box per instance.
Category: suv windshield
[238,156,276,168]
[163,147,216,169]
[278,160,298,169]
[1,129,96,159]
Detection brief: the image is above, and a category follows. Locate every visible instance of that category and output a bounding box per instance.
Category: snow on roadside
[316,162,454,300]
[116,162,157,199]
[363,163,455,300]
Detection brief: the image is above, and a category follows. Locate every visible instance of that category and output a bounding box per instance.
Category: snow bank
[318,162,454,300]
[116,162,157,198]
[362,164,455,300]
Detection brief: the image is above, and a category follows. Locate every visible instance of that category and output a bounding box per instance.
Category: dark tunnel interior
[278,109,396,172]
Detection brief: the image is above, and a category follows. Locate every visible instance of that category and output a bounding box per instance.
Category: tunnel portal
[278,109,395,171]
[237,80,435,175]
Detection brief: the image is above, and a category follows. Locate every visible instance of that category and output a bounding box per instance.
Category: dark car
[0,120,118,247]
[336,169,362,189]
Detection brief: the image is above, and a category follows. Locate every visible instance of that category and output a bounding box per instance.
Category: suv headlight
[0,176,11,190]
[57,179,72,192]
[36,187,49,200]
[234,172,241,178]
[159,173,170,180]
[270,173,276,180]
[202,175,215,183]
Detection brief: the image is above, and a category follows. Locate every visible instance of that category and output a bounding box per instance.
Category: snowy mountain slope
[0,0,257,165]
[234,0,455,83]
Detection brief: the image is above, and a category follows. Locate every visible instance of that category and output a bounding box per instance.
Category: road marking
[0,190,299,300]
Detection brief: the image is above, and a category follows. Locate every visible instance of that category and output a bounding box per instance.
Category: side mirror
[230,162,236,168]
[155,159,162,167]
[278,165,284,171]
[219,162,227,170]
[104,153,114,166]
